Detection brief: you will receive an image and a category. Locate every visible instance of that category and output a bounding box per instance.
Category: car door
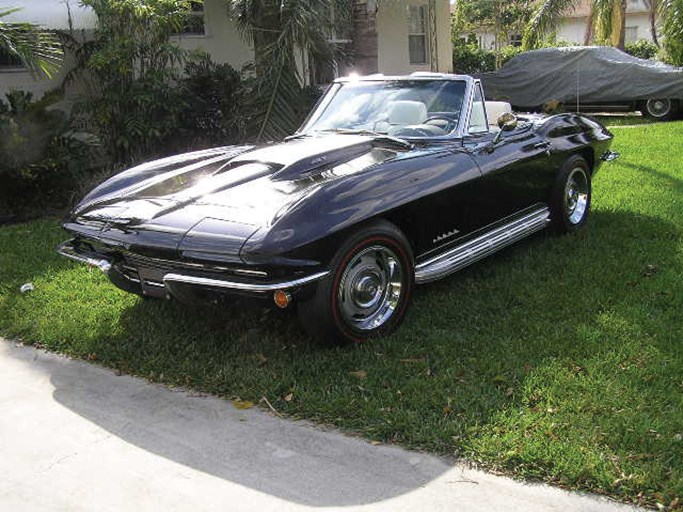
[462,82,554,228]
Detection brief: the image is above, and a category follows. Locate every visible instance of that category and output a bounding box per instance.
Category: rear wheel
[298,220,413,345]
[550,155,591,234]
[641,98,678,121]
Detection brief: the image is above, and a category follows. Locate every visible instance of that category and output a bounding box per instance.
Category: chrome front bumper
[56,240,329,297]
[57,240,112,273]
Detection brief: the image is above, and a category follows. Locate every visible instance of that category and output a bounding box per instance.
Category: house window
[178,1,205,35]
[311,1,353,84]
[625,26,638,43]
[0,47,23,71]
[509,34,523,47]
[408,5,428,65]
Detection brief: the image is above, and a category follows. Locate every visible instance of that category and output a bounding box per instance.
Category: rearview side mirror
[493,112,518,144]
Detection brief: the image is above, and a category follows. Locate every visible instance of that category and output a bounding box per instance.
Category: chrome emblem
[432,228,460,244]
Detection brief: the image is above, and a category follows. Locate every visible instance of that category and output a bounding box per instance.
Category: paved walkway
[0,340,641,512]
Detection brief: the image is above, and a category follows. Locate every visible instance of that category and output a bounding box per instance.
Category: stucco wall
[376,0,452,75]
[0,0,253,100]
[558,13,654,43]
[171,0,253,69]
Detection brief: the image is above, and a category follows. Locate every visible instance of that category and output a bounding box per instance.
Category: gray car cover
[480,46,683,108]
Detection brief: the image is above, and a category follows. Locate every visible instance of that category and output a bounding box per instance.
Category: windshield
[301,79,467,139]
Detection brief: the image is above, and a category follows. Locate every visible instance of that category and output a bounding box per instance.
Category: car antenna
[576,61,580,113]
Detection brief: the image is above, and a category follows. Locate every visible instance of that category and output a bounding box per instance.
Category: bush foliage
[624,39,660,60]
[0,91,101,218]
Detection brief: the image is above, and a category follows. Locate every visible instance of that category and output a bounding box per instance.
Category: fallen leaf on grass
[232,398,254,409]
[399,357,425,364]
[349,370,367,380]
[492,374,507,385]
[283,393,294,402]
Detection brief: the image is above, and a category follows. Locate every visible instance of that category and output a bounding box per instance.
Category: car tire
[641,98,678,121]
[550,155,592,234]
[298,220,414,346]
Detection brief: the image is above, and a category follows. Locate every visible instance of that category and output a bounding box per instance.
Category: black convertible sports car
[58,73,618,344]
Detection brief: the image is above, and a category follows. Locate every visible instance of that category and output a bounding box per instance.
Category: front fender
[240,149,480,264]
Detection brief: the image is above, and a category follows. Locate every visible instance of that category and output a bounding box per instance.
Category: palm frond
[227,0,338,141]
[0,8,63,78]
[522,0,580,49]
[660,0,683,64]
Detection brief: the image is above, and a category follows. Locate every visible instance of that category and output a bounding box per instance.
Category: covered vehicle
[58,73,618,344]
[481,46,683,120]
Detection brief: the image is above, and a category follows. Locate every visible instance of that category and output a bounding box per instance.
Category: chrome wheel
[645,98,672,118]
[338,245,403,331]
[564,167,589,225]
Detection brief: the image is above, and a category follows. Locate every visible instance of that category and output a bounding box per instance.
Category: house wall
[171,0,253,69]
[376,0,452,74]
[558,13,654,44]
[0,0,95,100]
[0,0,253,101]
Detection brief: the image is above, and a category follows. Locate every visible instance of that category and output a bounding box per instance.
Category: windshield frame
[297,75,477,142]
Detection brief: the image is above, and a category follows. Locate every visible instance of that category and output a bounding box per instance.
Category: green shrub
[76,0,196,164]
[499,45,524,66]
[0,90,101,218]
[624,39,659,60]
[452,42,496,74]
[176,56,244,149]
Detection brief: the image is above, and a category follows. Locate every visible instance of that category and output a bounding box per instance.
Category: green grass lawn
[1,122,681,509]
[593,114,653,127]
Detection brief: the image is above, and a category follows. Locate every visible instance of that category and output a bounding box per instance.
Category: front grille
[121,252,268,280]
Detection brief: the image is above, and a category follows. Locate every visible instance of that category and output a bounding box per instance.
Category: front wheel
[550,155,592,234]
[298,220,413,345]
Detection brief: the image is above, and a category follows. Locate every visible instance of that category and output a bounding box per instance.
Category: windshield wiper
[328,128,413,149]
[284,132,309,141]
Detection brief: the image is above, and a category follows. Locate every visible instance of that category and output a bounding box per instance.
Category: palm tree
[226,0,341,140]
[0,8,63,78]
[522,0,628,50]
[660,0,683,65]
[643,0,659,46]
[523,0,683,65]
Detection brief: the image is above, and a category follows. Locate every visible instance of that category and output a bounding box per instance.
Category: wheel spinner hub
[338,245,403,331]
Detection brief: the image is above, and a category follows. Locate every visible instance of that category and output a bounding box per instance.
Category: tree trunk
[584,5,595,45]
[644,0,660,46]
[352,0,378,74]
[617,0,627,50]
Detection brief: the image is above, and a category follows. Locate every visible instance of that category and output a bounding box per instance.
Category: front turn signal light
[273,289,291,309]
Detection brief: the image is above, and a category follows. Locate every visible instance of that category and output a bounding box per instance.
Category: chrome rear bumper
[56,239,329,296]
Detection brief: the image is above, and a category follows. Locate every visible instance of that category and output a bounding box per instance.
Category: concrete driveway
[0,340,641,512]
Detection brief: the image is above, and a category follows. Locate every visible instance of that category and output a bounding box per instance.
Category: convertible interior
[381,99,513,137]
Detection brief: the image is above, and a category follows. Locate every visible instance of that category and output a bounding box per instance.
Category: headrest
[485,101,512,126]
[388,101,428,125]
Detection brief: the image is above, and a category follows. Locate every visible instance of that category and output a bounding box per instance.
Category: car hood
[66,135,402,262]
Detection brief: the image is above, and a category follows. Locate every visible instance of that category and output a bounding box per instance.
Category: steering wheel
[391,126,444,137]
[425,114,457,133]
